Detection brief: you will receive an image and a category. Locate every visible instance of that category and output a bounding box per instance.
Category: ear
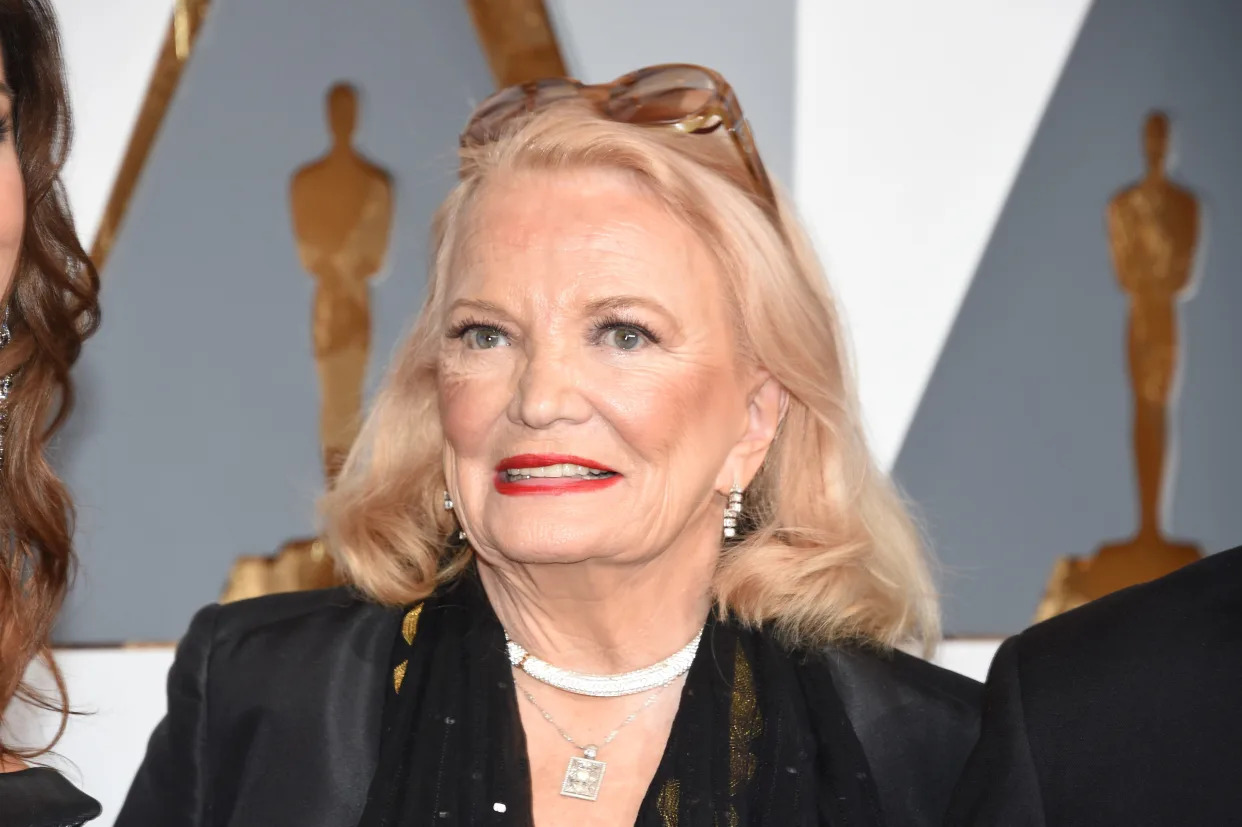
[716,372,788,493]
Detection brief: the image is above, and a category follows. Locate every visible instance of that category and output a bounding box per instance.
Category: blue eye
[460,326,510,349]
[603,326,647,351]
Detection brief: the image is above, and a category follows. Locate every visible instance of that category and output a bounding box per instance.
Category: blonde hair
[323,101,939,651]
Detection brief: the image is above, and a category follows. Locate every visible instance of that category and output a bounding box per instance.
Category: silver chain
[517,678,669,754]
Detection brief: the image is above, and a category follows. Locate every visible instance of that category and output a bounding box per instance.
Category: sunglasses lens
[465,79,581,144]
[532,82,582,107]
[465,88,524,144]
[607,66,718,126]
[627,65,716,96]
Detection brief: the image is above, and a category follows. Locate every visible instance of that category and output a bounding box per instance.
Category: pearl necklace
[504,627,704,697]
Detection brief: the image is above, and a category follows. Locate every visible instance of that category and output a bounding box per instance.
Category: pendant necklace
[517,679,670,801]
[503,624,703,799]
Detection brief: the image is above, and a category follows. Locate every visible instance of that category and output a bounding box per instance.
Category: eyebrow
[447,294,680,326]
[583,295,678,325]
[0,83,13,100]
[447,298,510,317]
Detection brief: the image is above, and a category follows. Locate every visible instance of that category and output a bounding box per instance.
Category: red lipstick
[494,454,620,496]
[495,454,614,472]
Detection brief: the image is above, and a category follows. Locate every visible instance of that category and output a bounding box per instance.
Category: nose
[508,343,593,430]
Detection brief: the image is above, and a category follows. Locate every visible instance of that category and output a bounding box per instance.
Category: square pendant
[560,756,606,801]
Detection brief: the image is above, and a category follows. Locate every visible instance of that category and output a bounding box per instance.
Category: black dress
[0,767,100,827]
[116,578,979,826]
[947,544,1242,826]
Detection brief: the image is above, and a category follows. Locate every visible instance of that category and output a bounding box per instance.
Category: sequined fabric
[392,604,423,693]
[657,779,681,827]
[401,603,422,644]
[391,660,407,693]
[728,645,762,794]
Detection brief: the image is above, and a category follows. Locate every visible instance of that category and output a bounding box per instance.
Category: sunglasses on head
[461,63,777,214]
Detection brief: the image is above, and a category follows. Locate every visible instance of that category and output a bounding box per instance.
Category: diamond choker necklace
[504,627,704,697]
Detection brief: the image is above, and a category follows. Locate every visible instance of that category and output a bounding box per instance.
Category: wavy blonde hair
[323,100,938,651]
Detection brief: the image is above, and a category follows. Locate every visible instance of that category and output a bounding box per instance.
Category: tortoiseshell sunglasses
[461,63,777,213]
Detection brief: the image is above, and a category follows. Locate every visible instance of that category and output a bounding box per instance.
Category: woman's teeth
[504,463,614,480]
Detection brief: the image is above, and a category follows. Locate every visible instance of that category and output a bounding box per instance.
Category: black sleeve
[115,602,221,827]
[944,635,1046,826]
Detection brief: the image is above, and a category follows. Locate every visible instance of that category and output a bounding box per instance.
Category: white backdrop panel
[794,0,1094,468]
[51,0,175,247]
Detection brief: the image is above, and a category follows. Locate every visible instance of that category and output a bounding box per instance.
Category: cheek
[601,358,740,463]
[436,355,512,459]
[0,154,22,298]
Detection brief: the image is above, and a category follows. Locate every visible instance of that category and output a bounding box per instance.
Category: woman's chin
[477,534,626,567]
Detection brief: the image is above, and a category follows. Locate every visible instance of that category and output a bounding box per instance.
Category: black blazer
[116,587,980,827]
[947,545,1242,826]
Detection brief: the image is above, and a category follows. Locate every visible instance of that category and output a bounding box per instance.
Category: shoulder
[195,585,393,639]
[996,546,1242,739]
[0,767,101,826]
[1170,183,1199,208]
[179,587,399,689]
[965,547,1242,822]
[363,161,394,192]
[118,589,401,824]
[290,157,328,189]
[1011,546,1242,678]
[824,643,981,716]
[821,643,981,826]
[174,589,399,770]
[1108,185,1142,211]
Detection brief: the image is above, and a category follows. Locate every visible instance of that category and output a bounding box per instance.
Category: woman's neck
[478,536,717,676]
[0,754,28,773]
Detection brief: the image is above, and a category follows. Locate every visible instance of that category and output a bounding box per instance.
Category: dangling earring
[723,482,744,539]
[0,307,13,470]
[444,490,467,542]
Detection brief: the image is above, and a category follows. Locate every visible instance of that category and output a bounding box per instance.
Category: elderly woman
[118,65,978,826]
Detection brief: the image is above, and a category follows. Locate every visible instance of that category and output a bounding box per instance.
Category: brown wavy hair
[0,0,101,761]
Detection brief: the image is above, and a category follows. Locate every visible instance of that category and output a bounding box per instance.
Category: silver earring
[723,483,743,539]
[443,490,466,541]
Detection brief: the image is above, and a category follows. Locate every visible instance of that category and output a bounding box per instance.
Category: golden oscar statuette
[221,83,394,603]
[1035,112,1203,621]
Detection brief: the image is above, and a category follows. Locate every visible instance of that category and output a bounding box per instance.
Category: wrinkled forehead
[444,167,729,312]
